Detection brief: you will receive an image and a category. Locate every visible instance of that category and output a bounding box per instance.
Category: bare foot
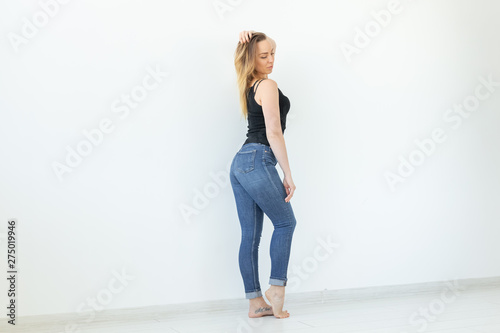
[248,296,274,318]
[265,286,290,319]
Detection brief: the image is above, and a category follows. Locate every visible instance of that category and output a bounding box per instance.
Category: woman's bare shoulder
[259,78,278,90]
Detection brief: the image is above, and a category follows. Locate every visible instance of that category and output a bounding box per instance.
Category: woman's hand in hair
[239,30,255,44]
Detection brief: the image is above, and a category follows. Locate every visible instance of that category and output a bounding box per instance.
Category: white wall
[1,0,499,317]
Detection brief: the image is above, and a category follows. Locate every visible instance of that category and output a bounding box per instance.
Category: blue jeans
[229,142,297,299]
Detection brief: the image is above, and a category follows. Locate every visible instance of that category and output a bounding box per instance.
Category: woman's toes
[275,311,290,319]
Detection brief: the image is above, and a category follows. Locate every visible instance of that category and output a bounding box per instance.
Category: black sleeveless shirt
[243,79,291,147]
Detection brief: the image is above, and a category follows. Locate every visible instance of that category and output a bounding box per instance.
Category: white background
[0,0,499,317]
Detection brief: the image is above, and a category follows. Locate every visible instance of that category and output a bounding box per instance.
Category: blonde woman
[229,30,297,319]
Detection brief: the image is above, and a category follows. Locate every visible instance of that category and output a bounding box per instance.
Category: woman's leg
[233,145,297,285]
[261,161,297,286]
[230,143,296,318]
[229,169,264,300]
[230,168,276,318]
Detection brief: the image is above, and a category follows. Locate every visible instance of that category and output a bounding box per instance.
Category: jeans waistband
[240,142,272,152]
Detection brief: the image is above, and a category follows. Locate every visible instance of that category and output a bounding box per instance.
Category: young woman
[230,30,297,319]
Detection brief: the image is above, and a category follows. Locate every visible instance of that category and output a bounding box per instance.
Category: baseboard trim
[15,275,500,324]
[286,275,500,304]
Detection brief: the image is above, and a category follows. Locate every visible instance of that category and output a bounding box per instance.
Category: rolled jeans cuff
[269,278,287,286]
[245,289,263,299]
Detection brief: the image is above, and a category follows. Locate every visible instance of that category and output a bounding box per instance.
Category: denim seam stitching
[251,201,258,292]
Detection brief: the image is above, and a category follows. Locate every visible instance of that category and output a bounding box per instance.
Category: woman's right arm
[258,79,296,202]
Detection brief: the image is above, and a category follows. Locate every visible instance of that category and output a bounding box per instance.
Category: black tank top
[243,79,291,147]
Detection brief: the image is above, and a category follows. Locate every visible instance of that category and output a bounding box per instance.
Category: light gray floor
[6,286,500,332]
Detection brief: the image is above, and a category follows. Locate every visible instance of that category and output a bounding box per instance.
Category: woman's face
[254,38,275,77]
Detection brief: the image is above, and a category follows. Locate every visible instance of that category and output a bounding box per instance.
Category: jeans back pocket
[235,150,256,173]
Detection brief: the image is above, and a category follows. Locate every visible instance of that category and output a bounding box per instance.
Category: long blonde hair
[234,32,268,119]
